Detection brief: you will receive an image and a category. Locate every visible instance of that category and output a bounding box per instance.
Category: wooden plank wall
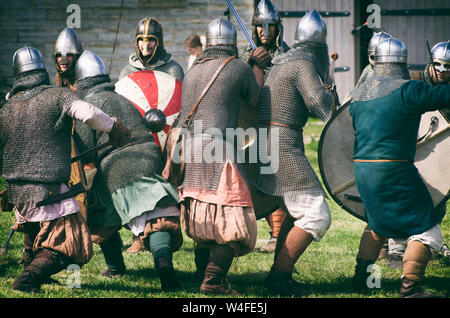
[272,0,356,101]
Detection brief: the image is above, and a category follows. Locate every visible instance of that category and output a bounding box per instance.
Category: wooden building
[0,0,449,103]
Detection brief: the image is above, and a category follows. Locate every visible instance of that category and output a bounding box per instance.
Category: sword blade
[225,0,257,49]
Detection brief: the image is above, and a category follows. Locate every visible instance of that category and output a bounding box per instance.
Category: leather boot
[200,272,240,296]
[356,226,386,262]
[126,234,146,253]
[399,240,437,298]
[13,249,67,292]
[264,267,302,297]
[352,258,374,290]
[194,246,210,282]
[199,244,238,295]
[155,256,179,291]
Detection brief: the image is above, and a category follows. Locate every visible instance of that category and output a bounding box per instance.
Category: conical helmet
[294,10,327,44]
[74,50,108,81]
[374,37,408,64]
[54,27,83,60]
[13,46,45,76]
[135,17,164,65]
[206,18,237,46]
[431,41,450,72]
[368,31,391,64]
[252,0,280,37]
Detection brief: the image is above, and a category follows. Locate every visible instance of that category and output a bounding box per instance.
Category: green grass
[0,117,448,298]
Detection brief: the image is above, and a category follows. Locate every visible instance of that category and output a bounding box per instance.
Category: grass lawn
[0,117,448,299]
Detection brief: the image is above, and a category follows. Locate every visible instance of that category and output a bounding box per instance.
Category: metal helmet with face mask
[74,50,108,81]
[374,37,408,64]
[367,31,391,65]
[135,17,164,65]
[53,27,83,73]
[252,0,280,39]
[431,41,450,72]
[13,46,46,76]
[206,18,237,47]
[294,10,327,44]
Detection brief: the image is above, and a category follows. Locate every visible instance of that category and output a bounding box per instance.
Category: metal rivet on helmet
[206,18,237,47]
[13,46,45,76]
[294,10,327,44]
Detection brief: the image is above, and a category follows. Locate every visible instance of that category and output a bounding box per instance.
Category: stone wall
[0,0,254,93]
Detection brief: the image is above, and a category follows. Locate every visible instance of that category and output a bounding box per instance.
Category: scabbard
[35,182,86,207]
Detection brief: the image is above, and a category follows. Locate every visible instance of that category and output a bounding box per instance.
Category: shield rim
[318,102,367,222]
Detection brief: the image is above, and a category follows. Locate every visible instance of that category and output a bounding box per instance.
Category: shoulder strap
[182,55,235,128]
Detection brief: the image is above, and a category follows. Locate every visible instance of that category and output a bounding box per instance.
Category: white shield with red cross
[115,70,182,149]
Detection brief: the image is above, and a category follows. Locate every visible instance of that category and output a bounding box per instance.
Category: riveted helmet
[368,31,391,65]
[13,46,45,76]
[374,37,408,64]
[206,18,237,47]
[431,41,450,72]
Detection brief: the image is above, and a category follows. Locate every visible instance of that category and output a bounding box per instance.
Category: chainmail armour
[175,45,259,193]
[256,41,334,199]
[238,24,290,139]
[73,75,163,194]
[119,50,184,82]
[351,63,411,102]
[0,70,78,205]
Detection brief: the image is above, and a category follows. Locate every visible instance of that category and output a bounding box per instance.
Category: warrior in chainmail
[53,27,83,89]
[349,38,450,298]
[73,50,183,291]
[118,17,184,82]
[176,18,269,295]
[341,31,391,105]
[238,0,290,79]
[0,46,131,292]
[255,10,334,297]
[238,0,290,254]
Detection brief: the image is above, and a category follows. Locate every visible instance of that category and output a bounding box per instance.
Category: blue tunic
[349,81,449,238]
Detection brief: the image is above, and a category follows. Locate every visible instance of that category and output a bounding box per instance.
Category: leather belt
[265,121,300,130]
[354,159,410,162]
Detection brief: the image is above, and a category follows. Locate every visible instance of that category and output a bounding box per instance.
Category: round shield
[115,70,182,149]
[318,103,449,221]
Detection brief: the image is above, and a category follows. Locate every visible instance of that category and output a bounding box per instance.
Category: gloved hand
[108,116,131,148]
[249,47,272,69]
